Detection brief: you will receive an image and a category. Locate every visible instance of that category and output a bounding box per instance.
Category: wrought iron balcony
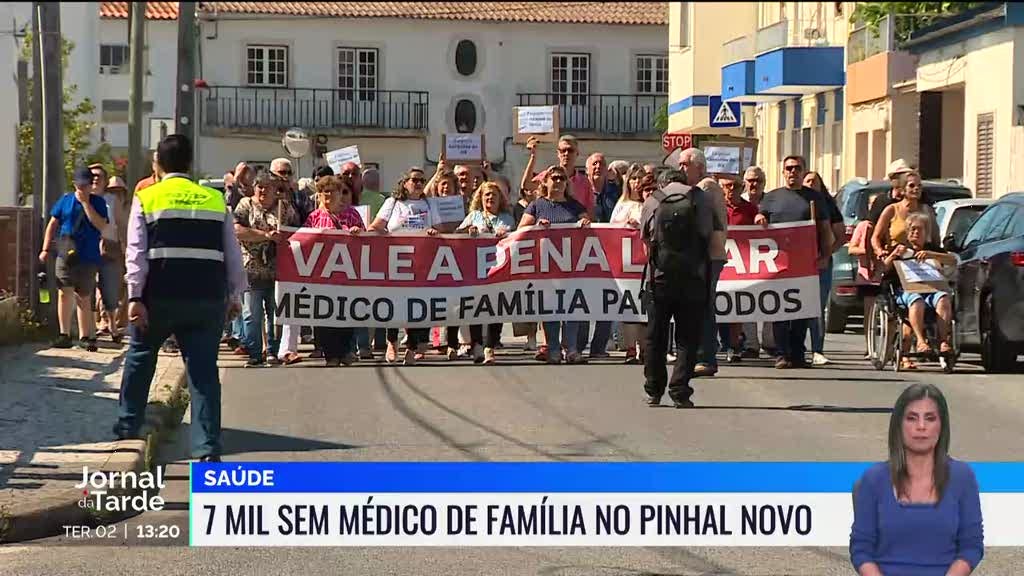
[199,86,429,132]
[516,93,666,136]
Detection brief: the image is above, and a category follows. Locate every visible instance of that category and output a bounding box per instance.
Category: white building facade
[192,2,669,187]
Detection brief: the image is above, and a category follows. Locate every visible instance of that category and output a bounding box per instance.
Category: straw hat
[107,176,128,191]
[886,159,913,179]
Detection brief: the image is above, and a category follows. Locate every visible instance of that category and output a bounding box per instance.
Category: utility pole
[127,2,146,189]
[30,2,43,319]
[38,2,62,332]
[175,2,196,175]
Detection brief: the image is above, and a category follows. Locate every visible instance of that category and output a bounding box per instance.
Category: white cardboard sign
[325,145,361,173]
[427,195,467,224]
[443,134,484,162]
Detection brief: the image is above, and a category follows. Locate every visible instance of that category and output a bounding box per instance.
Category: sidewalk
[0,340,187,543]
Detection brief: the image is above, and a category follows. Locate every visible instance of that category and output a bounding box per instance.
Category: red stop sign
[662,132,692,152]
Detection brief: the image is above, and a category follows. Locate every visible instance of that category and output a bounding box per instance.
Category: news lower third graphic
[189,462,1024,547]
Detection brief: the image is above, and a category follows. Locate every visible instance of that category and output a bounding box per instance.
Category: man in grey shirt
[639,169,722,408]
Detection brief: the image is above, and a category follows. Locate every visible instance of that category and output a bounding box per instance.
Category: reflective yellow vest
[136,176,228,301]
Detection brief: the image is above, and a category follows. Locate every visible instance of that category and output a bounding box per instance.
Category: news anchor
[850,383,983,576]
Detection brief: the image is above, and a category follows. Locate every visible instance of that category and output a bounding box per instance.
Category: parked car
[933,198,992,249]
[949,193,1024,372]
[826,178,972,333]
[198,178,226,194]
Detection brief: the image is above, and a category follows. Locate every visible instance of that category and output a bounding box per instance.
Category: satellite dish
[282,128,310,158]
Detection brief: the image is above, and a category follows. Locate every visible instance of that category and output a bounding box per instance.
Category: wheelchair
[869,274,959,373]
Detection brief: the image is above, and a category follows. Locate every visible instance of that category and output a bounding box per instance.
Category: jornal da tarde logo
[75,467,166,512]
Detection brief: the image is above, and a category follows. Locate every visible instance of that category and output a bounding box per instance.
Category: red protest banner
[273,222,820,327]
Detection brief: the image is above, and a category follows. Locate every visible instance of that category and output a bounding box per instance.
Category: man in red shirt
[718,174,757,363]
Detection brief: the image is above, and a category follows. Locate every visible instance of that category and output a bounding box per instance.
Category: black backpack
[644,186,710,296]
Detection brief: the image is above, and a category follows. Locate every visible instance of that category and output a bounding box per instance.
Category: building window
[976,112,994,198]
[454,99,477,133]
[455,40,477,76]
[834,88,844,121]
[337,47,378,101]
[777,101,788,161]
[832,122,843,191]
[247,45,287,87]
[675,2,690,47]
[100,44,130,74]
[551,53,590,106]
[636,54,669,94]
[793,98,803,129]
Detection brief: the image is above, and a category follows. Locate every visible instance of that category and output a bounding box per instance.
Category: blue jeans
[544,321,582,360]
[808,265,833,354]
[699,260,726,367]
[115,299,224,458]
[230,315,246,343]
[243,288,279,362]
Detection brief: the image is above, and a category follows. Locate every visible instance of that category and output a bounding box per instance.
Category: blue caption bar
[190,462,1024,493]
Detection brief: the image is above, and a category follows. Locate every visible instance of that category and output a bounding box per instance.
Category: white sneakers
[812,352,831,366]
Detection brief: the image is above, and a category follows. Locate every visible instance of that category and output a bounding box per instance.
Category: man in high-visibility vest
[114,134,247,462]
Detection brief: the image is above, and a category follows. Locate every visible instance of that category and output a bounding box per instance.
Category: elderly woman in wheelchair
[879,213,958,370]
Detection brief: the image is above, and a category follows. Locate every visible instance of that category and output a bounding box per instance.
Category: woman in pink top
[304,176,364,366]
[847,192,884,358]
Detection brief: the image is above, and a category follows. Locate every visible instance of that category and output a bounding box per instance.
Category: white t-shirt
[376,197,434,232]
[609,199,642,226]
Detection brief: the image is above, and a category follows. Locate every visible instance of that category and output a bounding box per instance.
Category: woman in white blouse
[611,168,656,364]
[368,168,439,365]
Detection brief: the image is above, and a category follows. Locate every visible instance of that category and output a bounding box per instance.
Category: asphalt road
[5,333,1023,575]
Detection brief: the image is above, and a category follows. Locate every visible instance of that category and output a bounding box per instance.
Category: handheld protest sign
[442,134,486,164]
[325,145,361,173]
[514,106,559,144]
[702,138,758,177]
[895,259,947,293]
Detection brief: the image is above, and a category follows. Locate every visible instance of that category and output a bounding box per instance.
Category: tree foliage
[653,102,668,133]
[852,2,987,43]
[18,33,116,205]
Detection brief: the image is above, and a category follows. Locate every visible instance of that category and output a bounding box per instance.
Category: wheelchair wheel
[871,298,895,371]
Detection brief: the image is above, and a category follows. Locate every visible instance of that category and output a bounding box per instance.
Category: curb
[0,362,188,543]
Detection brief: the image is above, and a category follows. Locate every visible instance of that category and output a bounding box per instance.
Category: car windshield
[945,207,985,244]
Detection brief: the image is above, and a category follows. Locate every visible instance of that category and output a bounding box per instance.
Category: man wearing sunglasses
[754,155,833,369]
[269,158,311,366]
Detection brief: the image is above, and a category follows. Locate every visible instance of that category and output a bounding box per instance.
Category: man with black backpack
[639,168,721,408]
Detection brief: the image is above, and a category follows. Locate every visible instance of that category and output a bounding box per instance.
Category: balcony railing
[756,19,837,54]
[199,86,429,132]
[515,93,666,136]
[848,17,893,65]
[722,34,755,64]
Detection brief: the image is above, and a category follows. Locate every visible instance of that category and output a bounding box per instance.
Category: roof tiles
[100,2,667,25]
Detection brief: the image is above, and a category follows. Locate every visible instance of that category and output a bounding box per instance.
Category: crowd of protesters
[42,134,867,378]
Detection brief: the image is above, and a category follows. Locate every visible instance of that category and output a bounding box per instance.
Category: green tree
[852,2,986,43]
[18,33,113,205]
[653,102,668,133]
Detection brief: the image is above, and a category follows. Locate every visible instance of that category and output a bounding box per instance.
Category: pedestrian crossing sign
[708,95,741,128]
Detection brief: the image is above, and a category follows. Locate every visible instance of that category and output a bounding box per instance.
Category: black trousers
[772,319,809,364]
[314,327,353,359]
[446,325,502,349]
[386,328,429,348]
[644,282,706,402]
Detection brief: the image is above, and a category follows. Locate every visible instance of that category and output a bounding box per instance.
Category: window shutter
[976,112,994,199]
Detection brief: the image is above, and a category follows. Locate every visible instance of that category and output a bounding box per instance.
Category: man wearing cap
[39,166,110,351]
[113,134,247,462]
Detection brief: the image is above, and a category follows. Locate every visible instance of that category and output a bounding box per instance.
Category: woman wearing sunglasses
[518,165,592,364]
[304,176,364,367]
[368,167,439,365]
